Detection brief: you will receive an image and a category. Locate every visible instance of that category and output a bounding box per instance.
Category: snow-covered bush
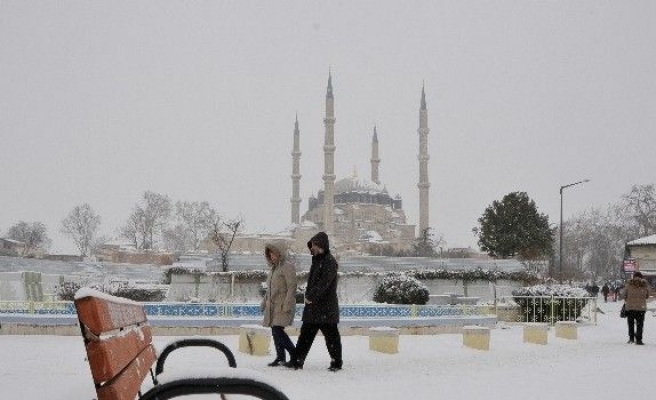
[57,281,81,301]
[58,282,167,302]
[111,286,167,302]
[511,285,589,297]
[373,275,430,305]
[512,285,591,323]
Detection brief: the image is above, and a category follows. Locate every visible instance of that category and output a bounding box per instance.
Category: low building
[625,234,656,286]
[0,238,25,257]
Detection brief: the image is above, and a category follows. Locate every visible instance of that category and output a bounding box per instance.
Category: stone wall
[167,274,264,303]
[0,272,64,301]
[167,274,524,304]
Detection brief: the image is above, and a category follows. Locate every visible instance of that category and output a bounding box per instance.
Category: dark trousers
[627,310,646,342]
[295,323,342,364]
[271,326,296,361]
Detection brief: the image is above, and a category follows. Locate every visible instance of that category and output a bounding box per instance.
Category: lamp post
[559,179,590,278]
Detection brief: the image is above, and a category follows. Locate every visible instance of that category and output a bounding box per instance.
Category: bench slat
[96,344,158,400]
[75,296,147,335]
[87,326,154,384]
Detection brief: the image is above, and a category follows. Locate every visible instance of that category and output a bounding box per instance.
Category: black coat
[302,232,340,324]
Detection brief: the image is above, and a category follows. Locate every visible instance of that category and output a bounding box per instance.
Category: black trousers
[295,323,342,364]
[626,310,646,342]
[271,326,296,361]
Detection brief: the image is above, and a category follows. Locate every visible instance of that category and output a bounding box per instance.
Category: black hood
[307,231,330,251]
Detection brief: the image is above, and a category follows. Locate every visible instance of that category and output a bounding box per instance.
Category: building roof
[627,234,656,246]
[334,174,386,195]
[0,238,25,245]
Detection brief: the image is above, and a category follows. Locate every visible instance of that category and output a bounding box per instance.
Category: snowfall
[0,300,654,400]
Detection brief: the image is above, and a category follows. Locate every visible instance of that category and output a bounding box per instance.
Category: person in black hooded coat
[286,231,343,371]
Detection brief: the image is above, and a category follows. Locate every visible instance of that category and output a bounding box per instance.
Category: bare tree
[60,203,101,257]
[162,224,188,252]
[90,234,112,255]
[141,191,172,249]
[7,221,51,256]
[172,201,214,251]
[209,213,243,272]
[120,191,172,250]
[622,184,656,237]
[119,207,144,249]
[560,203,643,282]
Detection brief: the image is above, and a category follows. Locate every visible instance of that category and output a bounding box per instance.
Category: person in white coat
[262,241,298,366]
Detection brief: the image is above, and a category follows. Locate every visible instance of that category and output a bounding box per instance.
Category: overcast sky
[1,1,655,254]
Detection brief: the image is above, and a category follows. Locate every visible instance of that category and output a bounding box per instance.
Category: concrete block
[555,321,577,340]
[523,323,549,345]
[462,325,490,351]
[368,327,400,354]
[238,324,271,356]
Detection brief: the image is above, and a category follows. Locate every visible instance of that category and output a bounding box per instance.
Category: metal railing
[500,295,597,325]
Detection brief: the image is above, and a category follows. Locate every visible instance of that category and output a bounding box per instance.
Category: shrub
[111,286,168,302]
[373,275,429,305]
[512,285,591,323]
[56,281,81,301]
[57,282,167,302]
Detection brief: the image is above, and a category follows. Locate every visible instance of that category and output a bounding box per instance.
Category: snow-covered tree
[7,221,51,256]
[209,214,243,272]
[60,203,101,257]
[621,184,656,237]
[166,200,215,252]
[473,192,554,259]
[120,191,172,250]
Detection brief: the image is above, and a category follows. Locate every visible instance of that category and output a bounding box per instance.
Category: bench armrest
[142,370,289,400]
[155,338,237,379]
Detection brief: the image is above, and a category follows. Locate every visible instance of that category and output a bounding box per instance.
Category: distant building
[94,242,176,265]
[0,238,25,257]
[206,74,433,256]
[625,234,656,276]
[289,74,430,254]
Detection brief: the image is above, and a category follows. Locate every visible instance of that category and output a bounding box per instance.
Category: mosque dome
[334,173,386,195]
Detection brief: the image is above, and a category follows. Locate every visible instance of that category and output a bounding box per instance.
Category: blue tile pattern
[0,301,493,318]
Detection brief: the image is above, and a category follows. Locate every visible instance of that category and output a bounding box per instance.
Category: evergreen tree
[473,192,554,259]
[414,227,437,257]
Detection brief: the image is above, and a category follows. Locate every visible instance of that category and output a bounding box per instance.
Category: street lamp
[559,179,590,278]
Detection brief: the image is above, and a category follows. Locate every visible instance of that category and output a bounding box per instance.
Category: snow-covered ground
[0,300,653,399]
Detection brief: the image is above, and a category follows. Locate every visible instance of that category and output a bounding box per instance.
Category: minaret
[417,85,431,237]
[291,114,302,225]
[370,126,380,185]
[323,72,337,235]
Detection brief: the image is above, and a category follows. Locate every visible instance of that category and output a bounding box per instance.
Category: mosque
[229,73,432,256]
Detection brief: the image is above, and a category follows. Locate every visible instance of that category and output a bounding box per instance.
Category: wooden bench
[74,288,289,400]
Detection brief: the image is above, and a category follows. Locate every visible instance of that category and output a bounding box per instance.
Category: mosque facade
[286,73,431,254]
[219,73,431,256]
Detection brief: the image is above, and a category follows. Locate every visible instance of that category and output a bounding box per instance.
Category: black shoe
[328,360,343,372]
[283,359,303,370]
[627,339,634,344]
[268,358,285,367]
[636,341,644,345]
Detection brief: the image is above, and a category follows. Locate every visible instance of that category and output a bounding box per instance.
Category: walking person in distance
[286,231,343,371]
[602,283,610,303]
[622,271,650,345]
[261,241,298,366]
